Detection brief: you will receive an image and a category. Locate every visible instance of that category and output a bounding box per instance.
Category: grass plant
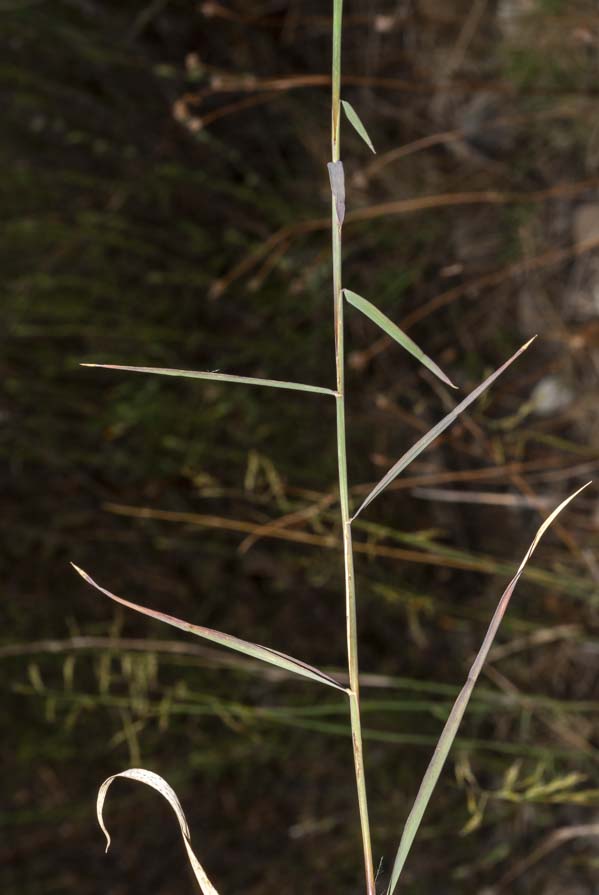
[70,4,590,893]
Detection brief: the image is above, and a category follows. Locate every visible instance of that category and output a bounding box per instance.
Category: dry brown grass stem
[350,457,599,495]
[494,822,599,890]
[189,457,597,506]
[200,3,377,28]
[356,108,584,187]
[238,492,337,553]
[351,234,599,368]
[482,665,595,756]
[200,72,599,99]
[211,188,599,298]
[102,501,501,574]
[412,488,557,508]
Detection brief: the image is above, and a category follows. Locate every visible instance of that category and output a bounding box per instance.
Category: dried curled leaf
[97,768,219,895]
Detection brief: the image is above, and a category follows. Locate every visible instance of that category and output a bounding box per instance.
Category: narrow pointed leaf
[353,337,536,519]
[341,100,376,153]
[387,483,590,895]
[81,364,336,397]
[71,564,346,692]
[344,289,456,389]
[98,768,220,895]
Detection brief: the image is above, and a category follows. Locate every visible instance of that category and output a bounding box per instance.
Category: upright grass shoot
[71,3,590,893]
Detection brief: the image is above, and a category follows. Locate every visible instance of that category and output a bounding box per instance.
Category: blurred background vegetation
[2,1,599,893]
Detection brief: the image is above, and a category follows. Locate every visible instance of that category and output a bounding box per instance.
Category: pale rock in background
[531,375,574,417]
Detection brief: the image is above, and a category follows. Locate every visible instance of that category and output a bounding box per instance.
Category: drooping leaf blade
[343,289,456,389]
[71,564,346,692]
[386,483,590,895]
[341,100,376,153]
[98,768,220,895]
[81,364,336,397]
[352,337,536,519]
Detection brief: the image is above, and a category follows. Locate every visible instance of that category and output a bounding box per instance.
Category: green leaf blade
[71,564,347,692]
[352,338,536,520]
[341,100,376,153]
[343,290,456,389]
[80,364,336,397]
[386,483,590,895]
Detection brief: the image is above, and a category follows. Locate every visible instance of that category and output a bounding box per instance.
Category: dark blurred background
[2,1,599,893]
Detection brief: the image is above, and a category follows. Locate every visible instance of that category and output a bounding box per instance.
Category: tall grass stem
[331,2,376,893]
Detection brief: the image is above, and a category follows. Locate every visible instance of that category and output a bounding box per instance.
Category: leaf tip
[71,562,92,585]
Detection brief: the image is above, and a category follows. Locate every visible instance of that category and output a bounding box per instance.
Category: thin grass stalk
[330,2,375,893]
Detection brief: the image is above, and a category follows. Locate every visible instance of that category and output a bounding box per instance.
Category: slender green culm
[330,3,376,894]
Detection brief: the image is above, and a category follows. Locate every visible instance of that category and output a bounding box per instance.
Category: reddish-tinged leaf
[353,338,536,519]
[71,564,346,692]
[386,483,591,893]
